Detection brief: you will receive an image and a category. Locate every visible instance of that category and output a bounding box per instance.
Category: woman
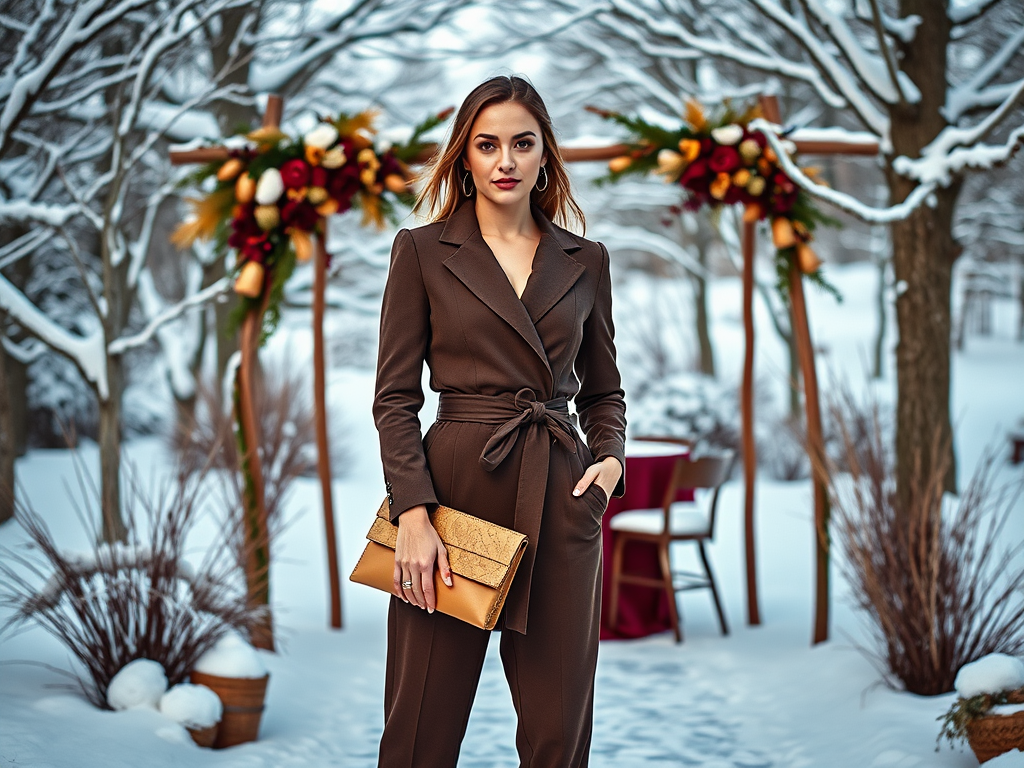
[372,75,626,768]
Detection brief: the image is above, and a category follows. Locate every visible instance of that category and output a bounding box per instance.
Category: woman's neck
[474,196,540,240]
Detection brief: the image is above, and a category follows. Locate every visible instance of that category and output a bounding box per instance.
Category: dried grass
[826,394,1024,695]
[0,449,264,708]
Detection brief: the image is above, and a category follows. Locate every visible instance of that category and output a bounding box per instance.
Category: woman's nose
[498,147,515,172]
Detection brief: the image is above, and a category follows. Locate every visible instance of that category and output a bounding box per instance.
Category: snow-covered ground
[2,262,1022,767]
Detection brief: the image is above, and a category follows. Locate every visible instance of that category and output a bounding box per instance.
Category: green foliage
[391,108,454,164]
[938,690,1021,748]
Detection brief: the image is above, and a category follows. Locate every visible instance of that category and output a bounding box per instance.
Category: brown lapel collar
[440,203,584,380]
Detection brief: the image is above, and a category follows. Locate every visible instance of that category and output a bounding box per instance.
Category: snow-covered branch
[0,274,108,398]
[0,199,77,227]
[749,118,936,223]
[948,0,1008,26]
[946,26,1024,120]
[108,276,230,357]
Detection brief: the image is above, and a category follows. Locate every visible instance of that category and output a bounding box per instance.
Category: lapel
[440,202,585,378]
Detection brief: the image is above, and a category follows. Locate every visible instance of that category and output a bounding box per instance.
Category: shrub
[0,451,263,708]
[827,400,1024,695]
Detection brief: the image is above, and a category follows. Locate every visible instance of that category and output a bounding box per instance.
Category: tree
[591,0,1024,509]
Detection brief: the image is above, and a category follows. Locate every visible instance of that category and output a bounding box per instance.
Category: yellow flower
[655,149,687,179]
[739,139,761,164]
[746,175,766,196]
[684,98,707,132]
[732,169,751,187]
[307,186,329,205]
[321,147,347,169]
[254,205,280,231]
[360,167,378,187]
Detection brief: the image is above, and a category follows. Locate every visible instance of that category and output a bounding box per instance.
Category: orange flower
[796,243,822,274]
[709,172,731,200]
[234,261,265,298]
[608,156,632,173]
[384,174,409,194]
[678,139,701,162]
[305,145,325,166]
[286,187,308,202]
[290,229,313,262]
[216,158,244,181]
[684,99,708,132]
[732,168,751,187]
[772,217,797,249]
[743,203,762,223]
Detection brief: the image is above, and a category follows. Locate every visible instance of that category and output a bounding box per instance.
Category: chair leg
[698,541,729,636]
[608,533,628,630]
[658,541,682,643]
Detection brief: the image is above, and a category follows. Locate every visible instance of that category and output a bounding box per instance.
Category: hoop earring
[535,165,549,192]
[462,172,474,197]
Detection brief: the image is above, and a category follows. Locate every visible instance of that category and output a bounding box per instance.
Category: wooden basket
[966,708,1024,764]
[187,723,219,748]
[189,671,269,748]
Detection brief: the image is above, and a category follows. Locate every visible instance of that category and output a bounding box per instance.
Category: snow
[106,660,168,711]
[955,654,1024,699]
[2,264,1022,766]
[991,703,1024,716]
[192,631,268,679]
[158,684,222,729]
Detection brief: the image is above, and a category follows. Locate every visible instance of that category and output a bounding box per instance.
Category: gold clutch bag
[349,498,528,630]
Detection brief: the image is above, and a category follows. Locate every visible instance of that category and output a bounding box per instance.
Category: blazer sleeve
[372,228,439,521]
[574,241,627,498]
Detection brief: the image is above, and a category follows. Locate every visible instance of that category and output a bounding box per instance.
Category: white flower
[254,168,284,205]
[710,124,743,146]
[304,124,339,150]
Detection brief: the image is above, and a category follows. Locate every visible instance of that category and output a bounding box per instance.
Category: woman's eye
[477,142,494,151]
[516,140,534,149]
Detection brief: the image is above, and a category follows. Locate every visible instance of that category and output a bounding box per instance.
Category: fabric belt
[436,387,578,634]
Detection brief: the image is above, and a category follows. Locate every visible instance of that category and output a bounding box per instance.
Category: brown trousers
[377,443,607,768]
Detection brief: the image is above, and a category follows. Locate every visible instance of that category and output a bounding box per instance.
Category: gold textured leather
[349,498,528,630]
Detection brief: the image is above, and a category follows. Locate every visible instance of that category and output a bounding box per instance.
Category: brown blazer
[372,200,626,630]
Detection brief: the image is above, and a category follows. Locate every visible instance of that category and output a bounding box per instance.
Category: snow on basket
[190,632,269,749]
[160,683,222,748]
[956,654,1024,699]
[193,631,267,679]
[106,659,167,711]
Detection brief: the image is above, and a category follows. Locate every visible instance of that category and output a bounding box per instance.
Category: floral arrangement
[172,108,451,336]
[938,653,1024,754]
[590,99,838,297]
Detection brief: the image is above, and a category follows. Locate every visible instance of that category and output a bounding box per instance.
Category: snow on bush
[159,684,222,729]
[955,654,1024,699]
[193,631,267,679]
[626,372,738,451]
[107,659,168,710]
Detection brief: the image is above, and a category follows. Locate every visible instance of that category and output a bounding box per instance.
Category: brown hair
[414,76,585,233]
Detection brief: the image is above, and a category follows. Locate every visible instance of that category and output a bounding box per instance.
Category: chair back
[659,450,736,537]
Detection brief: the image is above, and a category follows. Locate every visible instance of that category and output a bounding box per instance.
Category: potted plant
[939,654,1024,763]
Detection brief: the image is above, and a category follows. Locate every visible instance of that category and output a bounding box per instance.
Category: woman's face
[463,101,547,210]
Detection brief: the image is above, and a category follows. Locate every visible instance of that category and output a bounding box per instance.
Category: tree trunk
[0,338,14,524]
[872,254,888,379]
[98,357,127,542]
[692,242,715,377]
[890,2,961,509]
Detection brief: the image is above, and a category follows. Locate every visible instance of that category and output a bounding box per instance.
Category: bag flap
[369,498,527,590]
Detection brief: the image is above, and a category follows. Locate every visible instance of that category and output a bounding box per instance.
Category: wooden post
[313,234,342,629]
[788,265,831,644]
[741,219,761,627]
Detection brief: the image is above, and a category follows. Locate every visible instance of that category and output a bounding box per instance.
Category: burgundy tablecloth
[600,446,691,640]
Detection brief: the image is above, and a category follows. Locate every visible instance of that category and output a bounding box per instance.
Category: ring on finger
[401,579,413,589]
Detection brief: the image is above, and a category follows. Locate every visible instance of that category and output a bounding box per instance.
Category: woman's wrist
[398,505,430,526]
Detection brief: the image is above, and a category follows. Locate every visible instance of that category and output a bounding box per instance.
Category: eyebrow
[473,131,537,141]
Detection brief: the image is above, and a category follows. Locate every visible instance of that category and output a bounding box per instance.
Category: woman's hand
[572,456,622,500]
[393,505,453,612]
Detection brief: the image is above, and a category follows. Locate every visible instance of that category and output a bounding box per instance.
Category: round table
[600,439,691,640]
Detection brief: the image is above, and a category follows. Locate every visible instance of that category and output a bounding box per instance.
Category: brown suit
[372,200,626,767]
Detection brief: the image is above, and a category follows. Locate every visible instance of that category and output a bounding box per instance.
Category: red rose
[679,158,709,186]
[241,234,271,264]
[280,199,319,230]
[774,171,795,194]
[328,165,360,201]
[310,167,328,188]
[280,159,311,189]
[708,145,741,173]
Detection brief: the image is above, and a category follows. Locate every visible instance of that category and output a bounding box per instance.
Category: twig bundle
[0,452,263,708]
[826,394,1024,695]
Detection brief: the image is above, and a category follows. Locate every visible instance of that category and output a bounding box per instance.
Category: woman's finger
[421,568,436,613]
[572,464,600,496]
[436,543,453,588]
[409,563,428,609]
[393,560,408,602]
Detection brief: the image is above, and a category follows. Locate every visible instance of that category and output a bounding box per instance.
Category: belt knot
[513,388,548,424]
